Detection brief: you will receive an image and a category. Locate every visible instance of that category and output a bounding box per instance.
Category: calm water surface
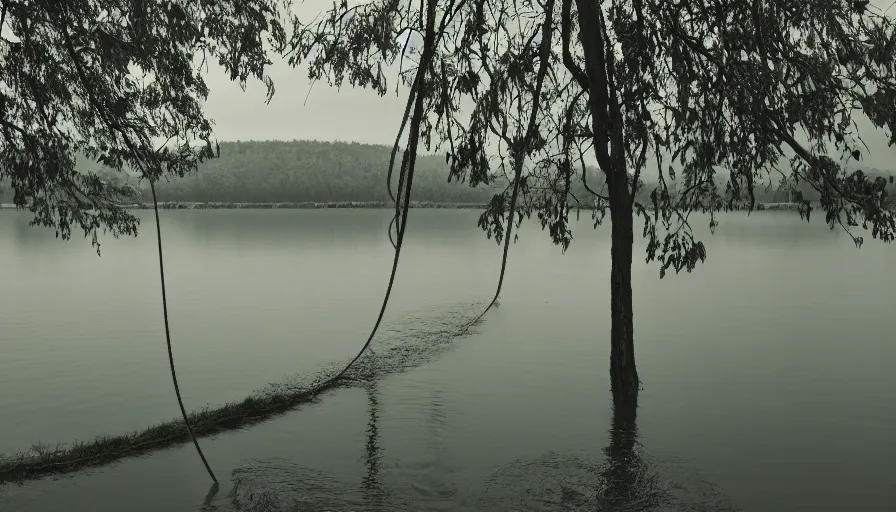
[0,209,893,511]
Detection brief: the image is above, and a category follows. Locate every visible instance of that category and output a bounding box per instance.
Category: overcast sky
[203,56,411,146]
[200,0,896,171]
[201,0,414,147]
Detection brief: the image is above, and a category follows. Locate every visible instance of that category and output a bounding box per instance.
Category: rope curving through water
[308,0,440,390]
[149,179,218,484]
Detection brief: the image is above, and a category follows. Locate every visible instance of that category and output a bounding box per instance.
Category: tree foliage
[287,0,896,273]
[0,0,286,251]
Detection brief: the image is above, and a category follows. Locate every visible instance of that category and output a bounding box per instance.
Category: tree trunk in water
[572,0,640,405]
[608,182,639,405]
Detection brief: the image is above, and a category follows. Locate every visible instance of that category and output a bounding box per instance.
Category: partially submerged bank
[0,303,485,484]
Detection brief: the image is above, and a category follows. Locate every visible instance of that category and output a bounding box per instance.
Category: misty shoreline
[0,201,807,211]
[0,201,488,211]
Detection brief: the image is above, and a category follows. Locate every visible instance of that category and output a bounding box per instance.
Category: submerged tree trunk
[607,179,639,405]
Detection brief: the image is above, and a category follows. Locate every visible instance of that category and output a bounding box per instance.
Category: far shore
[0,201,808,211]
[126,201,491,210]
[0,201,490,211]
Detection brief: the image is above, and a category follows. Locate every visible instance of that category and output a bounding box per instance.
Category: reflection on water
[602,399,653,509]
[361,382,387,510]
[218,379,409,512]
[220,389,740,512]
[476,399,740,512]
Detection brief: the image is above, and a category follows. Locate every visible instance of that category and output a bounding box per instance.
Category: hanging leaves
[0,0,287,253]
[286,0,895,277]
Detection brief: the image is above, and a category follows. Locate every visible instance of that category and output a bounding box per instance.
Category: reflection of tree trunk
[602,396,642,508]
[428,389,446,448]
[362,383,385,509]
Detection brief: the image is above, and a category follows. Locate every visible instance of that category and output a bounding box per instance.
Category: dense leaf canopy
[2,0,895,262]
[288,0,896,273]
[0,0,286,251]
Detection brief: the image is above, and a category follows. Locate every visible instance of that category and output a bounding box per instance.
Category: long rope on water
[309,0,439,391]
[149,180,218,484]
[461,1,555,333]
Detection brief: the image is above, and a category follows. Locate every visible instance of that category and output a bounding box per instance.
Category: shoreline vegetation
[0,304,484,485]
[130,200,809,211]
[1,200,809,211]
[0,384,353,484]
[5,140,886,211]
[0,201,491,210]
[126,201,808,211]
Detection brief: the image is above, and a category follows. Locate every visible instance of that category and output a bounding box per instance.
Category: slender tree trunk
[573,0,640,405]
[607,178,639,405]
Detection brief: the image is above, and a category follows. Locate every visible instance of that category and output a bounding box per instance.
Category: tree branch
[573,0,614,172]
[561,0,589,91]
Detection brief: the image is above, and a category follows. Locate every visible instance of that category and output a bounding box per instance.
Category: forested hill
[1,139,893,206]
[0,139,609,205]
[110,139,896,206]
[148,140,507,204]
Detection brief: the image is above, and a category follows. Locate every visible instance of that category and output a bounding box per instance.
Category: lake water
[0,209,893,511]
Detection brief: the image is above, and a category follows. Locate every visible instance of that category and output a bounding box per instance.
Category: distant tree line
[1,139,893,207]
[0,140,609,206]
[149,140,503,204]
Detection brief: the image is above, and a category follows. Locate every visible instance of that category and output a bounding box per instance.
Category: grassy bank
[0,385,352,484]
[0,303,484,484]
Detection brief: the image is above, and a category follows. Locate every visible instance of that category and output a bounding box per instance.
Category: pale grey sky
[204,55,412,146]
[201,0,417,147]
[201,0,896,171]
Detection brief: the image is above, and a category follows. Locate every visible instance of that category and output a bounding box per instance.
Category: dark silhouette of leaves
[284,0,896,271]
[0,0,286,253]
